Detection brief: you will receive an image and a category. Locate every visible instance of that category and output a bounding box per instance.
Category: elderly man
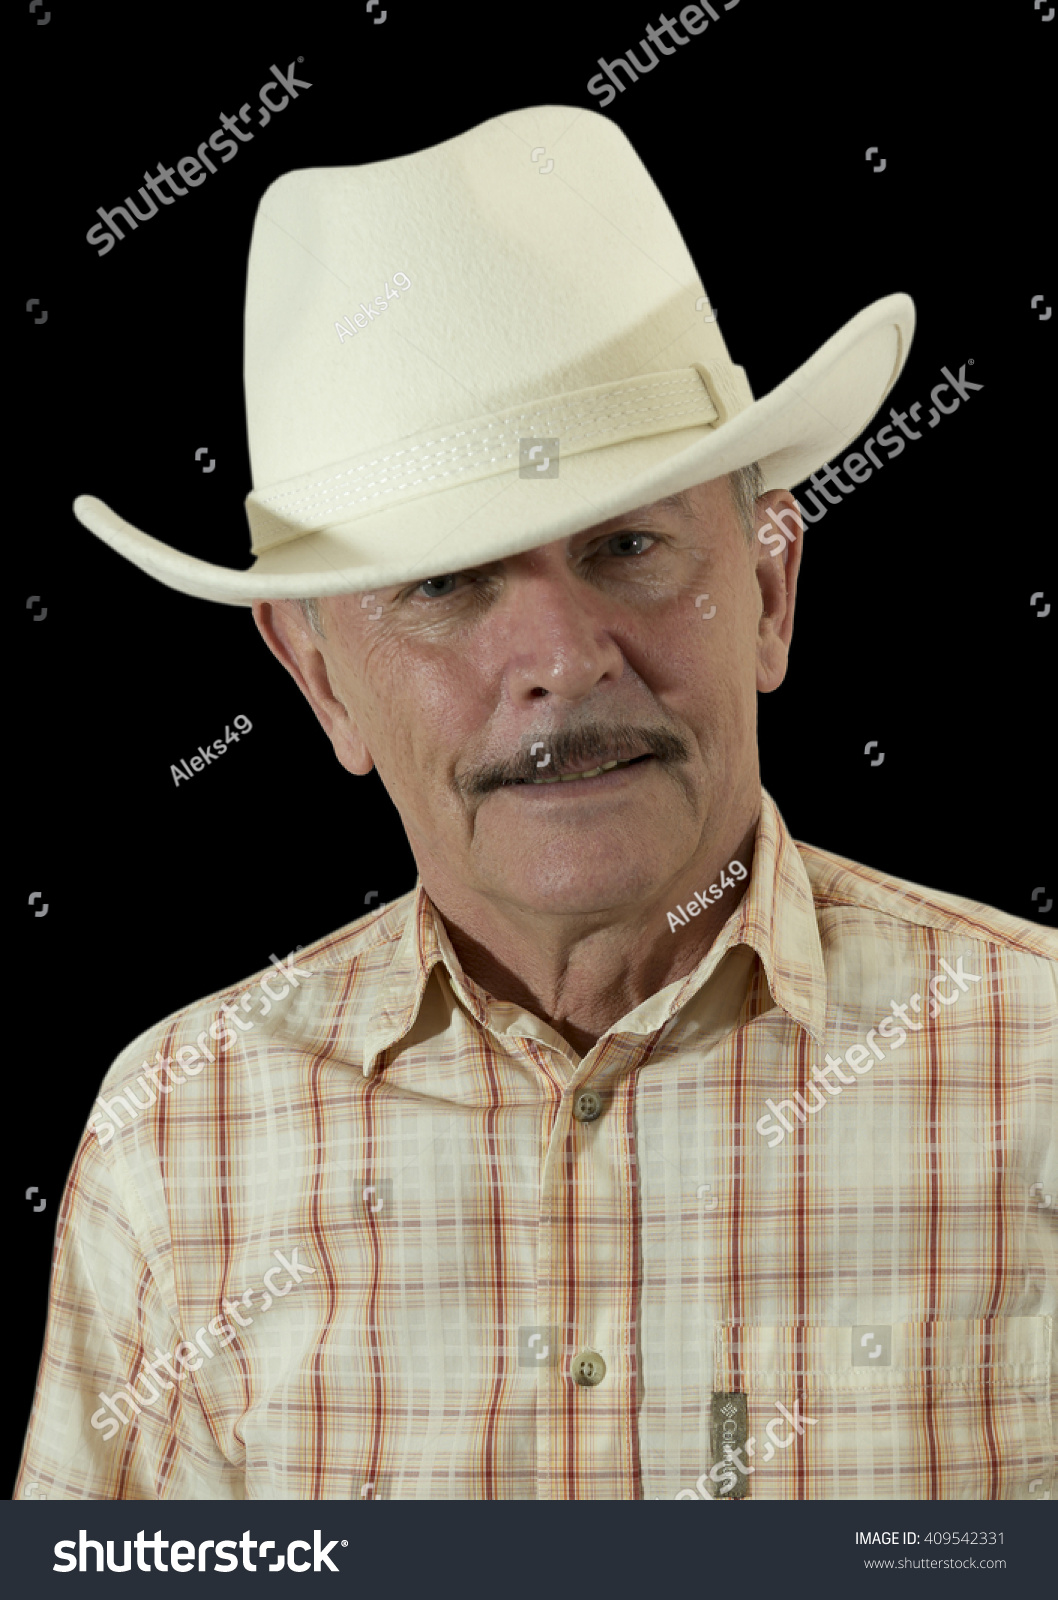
[15,106,1056,1502]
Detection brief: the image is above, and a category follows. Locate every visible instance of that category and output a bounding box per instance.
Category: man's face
[252,477,803,919]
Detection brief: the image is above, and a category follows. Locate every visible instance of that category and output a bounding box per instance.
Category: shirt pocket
[712,1316,1054,1500]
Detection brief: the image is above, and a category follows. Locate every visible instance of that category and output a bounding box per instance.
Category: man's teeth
[528,756,638,785]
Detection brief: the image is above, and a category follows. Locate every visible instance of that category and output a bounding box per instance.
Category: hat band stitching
[255,393,713,523]
[244,362,757,555]
[251,370,711,514]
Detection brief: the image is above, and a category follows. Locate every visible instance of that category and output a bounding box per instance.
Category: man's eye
[604,531,656,558]
[416,575,461,598]
[410,535,655,601]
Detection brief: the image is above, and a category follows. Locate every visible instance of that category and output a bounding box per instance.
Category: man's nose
[496,566,627,702]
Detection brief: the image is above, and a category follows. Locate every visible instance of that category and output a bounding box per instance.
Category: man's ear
[250,599,375,776]
[751,490,804,695]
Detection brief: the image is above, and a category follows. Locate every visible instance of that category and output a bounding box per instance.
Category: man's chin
[491,867,671,922]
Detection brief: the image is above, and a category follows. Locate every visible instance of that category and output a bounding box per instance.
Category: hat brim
[73,291,914,608]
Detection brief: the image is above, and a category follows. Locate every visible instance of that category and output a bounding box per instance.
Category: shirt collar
[362,785,827,1075]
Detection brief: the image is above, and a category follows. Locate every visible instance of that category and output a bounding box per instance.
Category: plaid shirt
[14,788,1057,1500]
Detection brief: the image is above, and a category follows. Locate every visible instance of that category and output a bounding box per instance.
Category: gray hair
[728,459,766,545]
[293,461,765,638]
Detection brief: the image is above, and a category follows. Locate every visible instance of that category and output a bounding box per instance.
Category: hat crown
[243,105,735,490]
[74,104,914,606]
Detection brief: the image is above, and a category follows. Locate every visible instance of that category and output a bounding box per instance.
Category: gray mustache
[457,723,689,795]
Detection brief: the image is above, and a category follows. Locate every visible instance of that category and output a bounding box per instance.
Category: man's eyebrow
[405,489,700,584]
[621,490,697,523]
[568,489,697,549]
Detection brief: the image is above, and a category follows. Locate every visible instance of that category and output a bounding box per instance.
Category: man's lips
[540,750,649,778]
[454,728,686,798]
[498,752,656,790]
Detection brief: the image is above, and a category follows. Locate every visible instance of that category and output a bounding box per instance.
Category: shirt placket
[533,1034,648,1499]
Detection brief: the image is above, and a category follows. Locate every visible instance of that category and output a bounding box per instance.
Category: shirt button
[571,1350,607,1386]
[572,1089,603,1123]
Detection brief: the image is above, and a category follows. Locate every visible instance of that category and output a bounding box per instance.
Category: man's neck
[431,808,761,1058]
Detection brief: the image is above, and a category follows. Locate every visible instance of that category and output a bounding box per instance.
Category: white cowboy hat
[73,103,915,608]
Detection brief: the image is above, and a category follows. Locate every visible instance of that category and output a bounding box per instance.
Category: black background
[11,0,1055,1531]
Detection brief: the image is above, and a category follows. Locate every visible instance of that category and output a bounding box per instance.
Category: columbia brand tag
[710,1391,749,1499]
